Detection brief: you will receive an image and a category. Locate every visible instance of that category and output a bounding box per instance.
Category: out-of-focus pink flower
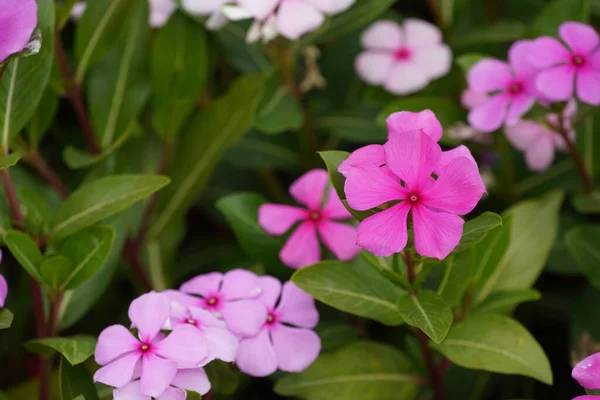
[236,277,320,377]
[342,129,485,260]
[113,368,211,400]
[259,169,360,269]
[182,0,229,30]
[461,89,488,109]
[94,293,210,397]
[355,19,452,95]
[467,40,539,132]
[71,2,86,20]
[148,0,176,28]
[164,269,267,337]
[0,0,37,64]
[530,21,600,105]
[573,352,600,399]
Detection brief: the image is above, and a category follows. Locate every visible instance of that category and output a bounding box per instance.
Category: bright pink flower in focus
[342,129,486,260]
[259,169,360,269]
[355,19,452,95]
[0,0,38,63]
[573,352,600,400]
[467,40,539,132]
[236,277,320,377]
[113,368,211,400]
[94,292,210,397]
[530,21,600,105]
[164,269,267,337]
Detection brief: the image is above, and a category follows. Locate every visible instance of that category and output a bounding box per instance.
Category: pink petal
[386,109,443,142]
[204,326,239,362]
[508,40,538,77]
[129,292,171,343]
[572,397,600,400]
[113,381,149,400]
[535,64,575,101]
[505,94,535,125]
[529,37,571,68]
[275,282,319,328]
[403,18,442,47]
[276,1,324,40]
[384,129,442,192]
[525,136,556,171]
[590,49,600,70]
[157,387,186,400]
[237,328,278,377]
[171,368,211,395]
[189,306,226,328]
[182,0,227,15]
[344,164,406,211]
[237,0,279,19]
[148,0,176,28]
[140,354,178,397]
[360,20,403,50]
[94,352,141,388]
[163,290,200,308]
[577,67,600,106]
[0,0,38,64]
[290,169,329,209]
[422,158,485,215]
[220,269,262,300]
[306,0,355,14]
[318,220,360,262]
[560,21,600,55]
[271,324,321,372]
[411,44,452,80]
[220,299,268,337]
[155,325,209,368]
[504,120,544,151]
[356,202,411,257]
[95,325,140,365]
[467,59,512,92]
[321,188,352,220]
[338,145,385,177]
[179,272,223,298]
[468,93,511,133]
[412,205,464,260]
[573,352,600,390]
[434,146,477,176]
[258,204,308,235]
[280,221,321,269]
[355,51,395,85]
[383,62,431,95]
[461,89,488,109]
[257,275,282,309]
[0,274,7,308]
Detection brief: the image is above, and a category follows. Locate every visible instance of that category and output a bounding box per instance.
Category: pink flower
[504,101,576,171]
[113,368,211,400]
[0,275,6,308]
[148,0,176,28]
[0,0,37,63]
[182,0,229,30]
[355,19,452,95]
[94,292,210,397]
[258,169,360,269]
[461,89,488,109]
[530,21,600,105]
[236,277,320,377]
[164,269,267,337]
[467,40,539,132]
[342,129,486,260]
[573,352,600,399]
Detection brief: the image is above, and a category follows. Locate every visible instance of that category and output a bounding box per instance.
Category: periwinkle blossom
[114,369,211,400]
[181,0,229,30]
[0,0,37,64]
[355,19,452,95]
[530,21,600,106]
[258,169,360,269]
[572,352,600,400]
[236,277,320,377]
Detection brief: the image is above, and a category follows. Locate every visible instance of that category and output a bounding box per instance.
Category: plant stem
[24,151,71,198]
[1,169,24,230]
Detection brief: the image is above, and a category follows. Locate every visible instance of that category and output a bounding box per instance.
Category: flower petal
[163,290,200,308]
[95,325,140,365]
[356,202,411,257]
[412,205,464,260]
[189,306,226,328]
[386,109,443,142]
[0,0,38,64]
[258,275,282,309]
[344,164,406,211]
[280,221,321,269]
[0,273,7,308]
[403,18,442,47]
[276,1,324,40]
[529,36,571,68]
[93,352,141,388]
[318,220,360,262]
[338,145,385,177]
[237,0,279,20]
[113,381,149,400]
[206,10,228,30]
[505,94,535,125]
[535,64,575,102]
[220,269,262,300]
[179,272,223,298]
[306,0,355,14]
[148,0,176,28]
[182,0,227,15]
[508,40,538,77]
[258,204,308,235]
[525,136,556,171]
[411,44,452,80]
[355,51,395,85]
[577,67,600,106]
[276,282,319,328]
[129,292,171,343]
[383,62,431,95]
[272,325,321,373]
[220,299,268,337]
[237,328,278,377]
[560,21,600,55]
[573,352,600,390]
[157,387,186,400]
[322,188,352,220]
[290,169,329,209]
[155,325,209,368]
[504,120,544,151]
[467,59,512,92]
[467,93,511,133]
[434,145,477,176]
[140,354,178,397]
[461,89,488,109]
[171,368,211,395]
[204,326,239,362]
[360,20,403,50]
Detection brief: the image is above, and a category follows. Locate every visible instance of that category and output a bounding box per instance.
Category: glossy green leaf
[471,289,541,314]
[256,76,304,135]
[40,255,73,290]
[59,358,99,400]
[528,0,590,37]
[0,152,22,170]
[433,314,553,385]
[566,225,600,288]
[25,335,97,365]
[455,212,502,252]
[0,309,14,329]
[4,230,44,283]
[437,250,475,307]
[572,190,600,214]
[397,290,453,343]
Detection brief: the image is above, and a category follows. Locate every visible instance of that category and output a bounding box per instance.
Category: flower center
[186,318,196,325]
[393,47,411,61]
[140,343,151,353]
[207,297,218,306]
[308,210,321,222]
[571,54,585,67]
[266,312,277,325]
[508,82,523,94]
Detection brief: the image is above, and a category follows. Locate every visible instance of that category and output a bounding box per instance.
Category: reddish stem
[1,169,24,230]
[25,152,70,198]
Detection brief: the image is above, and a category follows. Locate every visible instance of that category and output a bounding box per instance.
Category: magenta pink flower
[0,0,38,63]
[342,129,485,260]
[164,269,267,337]
[0,274,6,308]
[258,169,360,269]
[94,292,210,397]
[573,352,600,400]
[530,21,600,105]
[355,19,452,95]
[113,368,211,400]
[236,277,320,377]
[467,40,539,132]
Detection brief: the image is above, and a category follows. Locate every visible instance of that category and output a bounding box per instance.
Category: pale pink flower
[0,0,37,63]
[70,2,86,19]
[530,21,600,105]
[342,129,486,260]
[113,368,211,400]
[164,269,267,337]
[181,0,229,30]
[573,352,600,399]
[236,277,320,377]
[355,19,452,95]
[94,292,210,397]
[258,169,360,269]
[467,40,539,132]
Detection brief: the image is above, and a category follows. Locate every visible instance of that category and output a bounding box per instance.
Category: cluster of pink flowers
[95,269,321,397]
[572,352,600,399]
[0,0,37,64]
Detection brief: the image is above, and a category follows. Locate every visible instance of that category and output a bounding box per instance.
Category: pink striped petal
[280,221,321,269]
[259,204,307,235]
[237,0,279,19]
[560,21,600,55]
[577,67,600,106]
[573,352,600,390]
[529,37,571,68]
[171,368,211,395]
[535,64,575,101]
[404,18,442,47]
[468,59,512,92]
[220,269,262,300]
[468,93,511,133]
[290,169,329,209]
[318,220,360,261]
[356,202,411,257]
[236,328,278,377]
[95,325,140,365]
[344,164,406,211]
[506,94,535,125]
[386,109,443,142]
[94,352,141,388]
[509,40,538,77]
[504,120,544,151]
[525,136,555,171]
[179,272,223,298]
[272,324,321,372]
[258,275,282,309]
[360,20,403,50]
[338,145,385,177]
[129,292,170,343]
[155,325,208,368]
[322,188,352,220]
[355,51,395,85]
[0,0,38,63]
[276,282,319,328]
[412,205,464,260]
[434,146,477,176]
[0,274,6,308]
[276,1,324,40]
[113,381,149,400]
[220,299,267,337]
[384,62,430,95]
[140,354,178,397]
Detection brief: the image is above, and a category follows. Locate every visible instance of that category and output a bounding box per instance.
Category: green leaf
[361,251,412,290]
[40,255,73,290]
[319,109,387,144]
[151,12,209,140]
[213,22,272,73]
[0,152,22,170]
[25,335,97,365]
[204,360,239,395]
[433,314,553,385]
[59,358,99,400]
[223,132,304,172]
[292,260,406,326]
[255,76,304,135]
[455,53,489,75]
[50,174,170,240]
[528,0,590,37]
[471,289,541,315]
[566,225,600,288]
[18,187,52,237]
[455,212,502,252]
[397,290,453,343]
[26,88,58,148]
[4,230,44,283]
[274,341,421,400]
[150,73,265,238]
[56,0,80,30]
[0,0,54,147]
[437,251,475,307]
[572,190,600,214]
[0,309,14,329]
[453,20,526,47]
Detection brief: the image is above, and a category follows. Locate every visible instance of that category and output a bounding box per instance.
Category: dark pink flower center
[393,47,412,62]
[186,318,196,326]
[571,54,586,67]
[266,311,278,326]
[205,295,220,310]
[508,82,523,95]
[308,210,322,222]
[139,343,152,353]
[407,193,421,205]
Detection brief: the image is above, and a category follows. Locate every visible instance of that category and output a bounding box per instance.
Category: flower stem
[24,150,71,198]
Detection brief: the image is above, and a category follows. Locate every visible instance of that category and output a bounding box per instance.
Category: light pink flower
[530,21,600,105]
[182,0,229,30]
[573,352,600,398]
[236,277,320,377]
[94,292,209,397]
[0,0,37,63]
[164,269,267,337]
[113,368,211,400]
[461,89,488,109]
[355,19,452,95]
[342,129,486,260]
[258,169,360,269]
[467,40,539,132]
[0,275,6,308]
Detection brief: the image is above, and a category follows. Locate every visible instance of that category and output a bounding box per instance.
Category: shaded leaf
[397,290,453,343]
[566,225,600,288]
[4,230,44,283]
[256,76,304,135]
[0,309,13,329]
[59,357,99,400]
[40,255,73,290]
[471,289,541,315]
[25,335,97,365]
[0,152,22,170]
